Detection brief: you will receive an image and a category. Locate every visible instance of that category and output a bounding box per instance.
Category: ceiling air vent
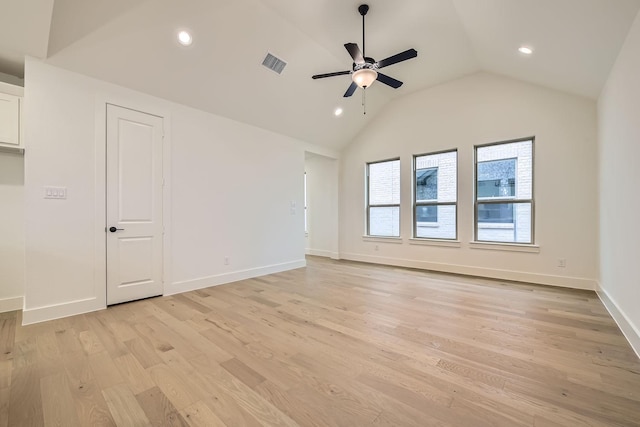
[262,53,287,75]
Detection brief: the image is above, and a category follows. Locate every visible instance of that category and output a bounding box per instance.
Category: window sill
[409,238,461,248]
[416,222,439,228]
[469,241,540,253]
[478,223,514,230]
[362,236,403,244]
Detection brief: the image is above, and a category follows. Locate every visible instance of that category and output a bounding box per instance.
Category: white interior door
[106,104,164,305]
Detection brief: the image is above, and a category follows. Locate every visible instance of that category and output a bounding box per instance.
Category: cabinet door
[0,93,20,146]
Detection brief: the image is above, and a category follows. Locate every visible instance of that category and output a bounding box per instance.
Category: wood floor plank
[131,320,175,354]
[114,353,155,395]
[136,386,190,427]
[102,383,151,426]
[124,336,163,369]
[171,294,213,315]
[0,312,16,362]
[0,386,9,427]
[3,256,640,426]
[181,400,227,427]
[40,372,82,427]
[8,361,44,426]
[63,351,116,427]
[254,380,324,427]
[36,331,63,378]
[220,358,266,389]
[54,327,83,355]
[153,311,234,363]
[0,359,11,389]
[143,316,202,360]
[88,351,125,390]
[147,363,201,410]
[285,353,439,427]
[281,383,378,427]
[189,354,299,427]
[78,329,106,355]
[152,297,196,322]
[85,316,129,359]
[180,360,263,426]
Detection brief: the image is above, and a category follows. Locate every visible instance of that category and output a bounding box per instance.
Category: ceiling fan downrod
[360,4,369,115]
[359,4,369,58]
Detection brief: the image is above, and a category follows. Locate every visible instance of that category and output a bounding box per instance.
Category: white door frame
[94,97,172,309]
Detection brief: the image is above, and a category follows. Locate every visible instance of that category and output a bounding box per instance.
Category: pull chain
[362,88,367,115]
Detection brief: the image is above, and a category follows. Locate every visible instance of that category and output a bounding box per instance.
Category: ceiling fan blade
[376,72,403,89]
[312,70,351,79]
[376,48,418,69]
[343,81,358,97]
[344,43,365,64]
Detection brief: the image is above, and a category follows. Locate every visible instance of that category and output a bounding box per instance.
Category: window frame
[413,149,458,241]
[366,158,401,237]
[474,137,535,244]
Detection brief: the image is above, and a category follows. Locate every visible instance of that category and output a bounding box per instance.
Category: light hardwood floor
[2,256,640,426]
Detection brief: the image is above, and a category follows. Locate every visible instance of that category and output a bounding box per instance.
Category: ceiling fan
[312,4,418,98]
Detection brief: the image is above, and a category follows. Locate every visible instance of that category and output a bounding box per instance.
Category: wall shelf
[0,145,24,155]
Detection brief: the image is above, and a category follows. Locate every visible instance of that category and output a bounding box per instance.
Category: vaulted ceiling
[1,0,639,150]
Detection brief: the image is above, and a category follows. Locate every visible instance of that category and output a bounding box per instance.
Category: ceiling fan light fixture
[352,68,377,88]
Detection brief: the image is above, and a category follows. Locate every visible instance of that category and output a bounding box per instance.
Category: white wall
[23,58,310,323]
[340,72,598,289]
[169,106,306,290]
[304,152,339,258]
[0,152,24,312]
[597,11,640,355]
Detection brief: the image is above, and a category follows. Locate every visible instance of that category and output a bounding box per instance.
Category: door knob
[109,226,124,232]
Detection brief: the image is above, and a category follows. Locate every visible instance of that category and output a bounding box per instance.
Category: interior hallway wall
[597,10,640,355]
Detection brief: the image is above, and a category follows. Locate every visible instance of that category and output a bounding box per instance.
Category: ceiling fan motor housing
[353,57,377,71]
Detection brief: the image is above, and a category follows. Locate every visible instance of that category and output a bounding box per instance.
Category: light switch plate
[44,186,67,199]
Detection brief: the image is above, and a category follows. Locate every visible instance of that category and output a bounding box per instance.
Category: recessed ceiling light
[518,46,533,55]
[178,31,193,46]
[334,107,344,117]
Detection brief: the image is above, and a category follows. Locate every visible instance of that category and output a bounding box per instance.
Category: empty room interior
[1,0,640,426]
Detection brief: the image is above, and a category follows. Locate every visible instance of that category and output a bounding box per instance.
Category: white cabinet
[0,93,21,147]
[0,82,23,151]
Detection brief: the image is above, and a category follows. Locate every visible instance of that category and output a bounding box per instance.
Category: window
[475,139,533,243]
[413,150,457,239]
[367,159,400,237]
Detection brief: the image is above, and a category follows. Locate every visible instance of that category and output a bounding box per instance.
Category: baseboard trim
[22,297,105,325]
[166,259,307,296]
[306,249,340,259]
[596,284,640,359]
[339,252,596,290]
[0,296,23,313]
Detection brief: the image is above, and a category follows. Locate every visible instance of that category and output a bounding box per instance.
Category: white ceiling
[1,0,639,150]
[0,0,54,76]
